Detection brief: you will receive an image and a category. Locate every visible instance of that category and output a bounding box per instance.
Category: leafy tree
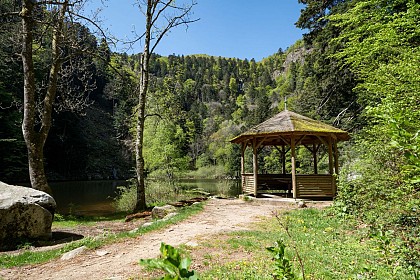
[133,0,198,211]
[144,118,190,180]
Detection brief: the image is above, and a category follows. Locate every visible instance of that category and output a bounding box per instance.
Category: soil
[0,198,331,280]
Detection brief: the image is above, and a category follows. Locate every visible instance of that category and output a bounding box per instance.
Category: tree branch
[150,1,199,54]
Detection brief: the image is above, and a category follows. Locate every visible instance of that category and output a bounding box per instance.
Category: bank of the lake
[49,179,240,216]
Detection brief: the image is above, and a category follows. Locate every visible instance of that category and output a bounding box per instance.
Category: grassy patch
[0,203,204,269]
[114,180,204,212]
[189,208,413,280]
[52,212,126,228]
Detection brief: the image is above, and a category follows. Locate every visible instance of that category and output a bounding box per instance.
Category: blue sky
[85,1,306,61]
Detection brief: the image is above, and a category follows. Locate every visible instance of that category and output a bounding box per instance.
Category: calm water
[50,179,240,216]
[50,180,127,216]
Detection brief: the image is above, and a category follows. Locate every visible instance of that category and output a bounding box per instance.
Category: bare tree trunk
[135,1,153,211]
[133,0,197,211]
[21,0,67,194]
[135,54,148,211]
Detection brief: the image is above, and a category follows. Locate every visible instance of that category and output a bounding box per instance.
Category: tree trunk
[135,53,148,211]
[135,2,153,211]
[21,0,67,194]
[133,0,196,210]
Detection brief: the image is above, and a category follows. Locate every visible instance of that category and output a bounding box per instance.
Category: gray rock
[61,246,87,260]
[129,228,139,234]
[96,250,109,256]
[151,205,177,219]
[185,241,199,247]
[0,181,56,247]
[297,201,307,208]
[162,212,177,221]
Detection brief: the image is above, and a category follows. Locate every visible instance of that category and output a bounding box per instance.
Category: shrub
[139,243,198,280]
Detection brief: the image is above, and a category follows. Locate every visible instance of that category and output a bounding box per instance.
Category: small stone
[185,241,198,247]
[298,201,307,208]
[96,250,109,256]
[142,222,153,227]
[129,228,139,234]
[61,246,86,260]
[162,212,177,221]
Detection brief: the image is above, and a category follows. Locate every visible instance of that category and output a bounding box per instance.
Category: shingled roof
[230,110,350,145]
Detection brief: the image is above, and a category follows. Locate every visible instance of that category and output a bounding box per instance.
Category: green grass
[0,202,204,269]
[195,208,414,280]
[52,212,127,228]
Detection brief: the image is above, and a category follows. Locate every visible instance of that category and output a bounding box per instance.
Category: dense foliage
[325,0,419,271]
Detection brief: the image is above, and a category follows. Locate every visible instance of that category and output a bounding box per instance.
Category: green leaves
[266,240,299,280]
[139,243,198,280]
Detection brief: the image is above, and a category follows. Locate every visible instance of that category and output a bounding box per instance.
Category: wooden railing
[241,173,335,198]
[242,173,255,194]
[296,174,335,197]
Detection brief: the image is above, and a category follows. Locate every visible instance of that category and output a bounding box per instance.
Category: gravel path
[0,198,328,280]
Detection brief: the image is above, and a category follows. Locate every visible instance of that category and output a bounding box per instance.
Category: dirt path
[0,198,329,280]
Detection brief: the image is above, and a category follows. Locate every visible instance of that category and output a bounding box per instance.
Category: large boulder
[0,181,56,249]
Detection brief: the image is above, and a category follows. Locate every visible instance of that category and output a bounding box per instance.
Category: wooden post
[252,138,258,196]
[327,136,335,196]
[241,143,245,175]
[291,137,297,199]
[313,143,318,174]
[282,145,286,174]
[333,141,339,175]
[241,142,245,193]
[333,140,339,196]
[327,136,334,175]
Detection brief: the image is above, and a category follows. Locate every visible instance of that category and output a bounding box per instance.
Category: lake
[50,179,240,216]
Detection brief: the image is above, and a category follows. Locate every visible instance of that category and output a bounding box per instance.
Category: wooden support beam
[278,135,291,146]
[295,135,306,146]
[333,140,339,175]
[282,145,286,174]
[252,137,258,196]
[316,135,328,147]
[291,137,297,199]
[313,143,318,174]
[241,142,245,176]
[327,136,334,175]
[255,136,267,150]
[333,140,339,196]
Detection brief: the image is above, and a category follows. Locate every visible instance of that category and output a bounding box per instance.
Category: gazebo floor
[239,193,333,206]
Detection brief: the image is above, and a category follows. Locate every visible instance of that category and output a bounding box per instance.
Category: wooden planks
[241,173,335,198]
[242,174,255,194]
[296,175,335,197]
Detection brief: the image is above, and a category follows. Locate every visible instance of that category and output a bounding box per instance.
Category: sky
[85,0,306,61]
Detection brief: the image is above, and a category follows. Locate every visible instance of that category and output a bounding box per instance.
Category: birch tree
[133,0,198,210]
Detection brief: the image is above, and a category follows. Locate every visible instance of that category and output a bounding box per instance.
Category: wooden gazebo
[230,110,350,198]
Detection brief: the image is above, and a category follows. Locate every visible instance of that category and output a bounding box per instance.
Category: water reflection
[50,180,126,216]
[50,179,240,216]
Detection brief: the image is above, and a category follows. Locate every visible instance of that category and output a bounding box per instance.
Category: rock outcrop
[0,181,56,249]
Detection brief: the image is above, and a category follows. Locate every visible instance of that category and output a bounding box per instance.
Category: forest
[0,0,418,275]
